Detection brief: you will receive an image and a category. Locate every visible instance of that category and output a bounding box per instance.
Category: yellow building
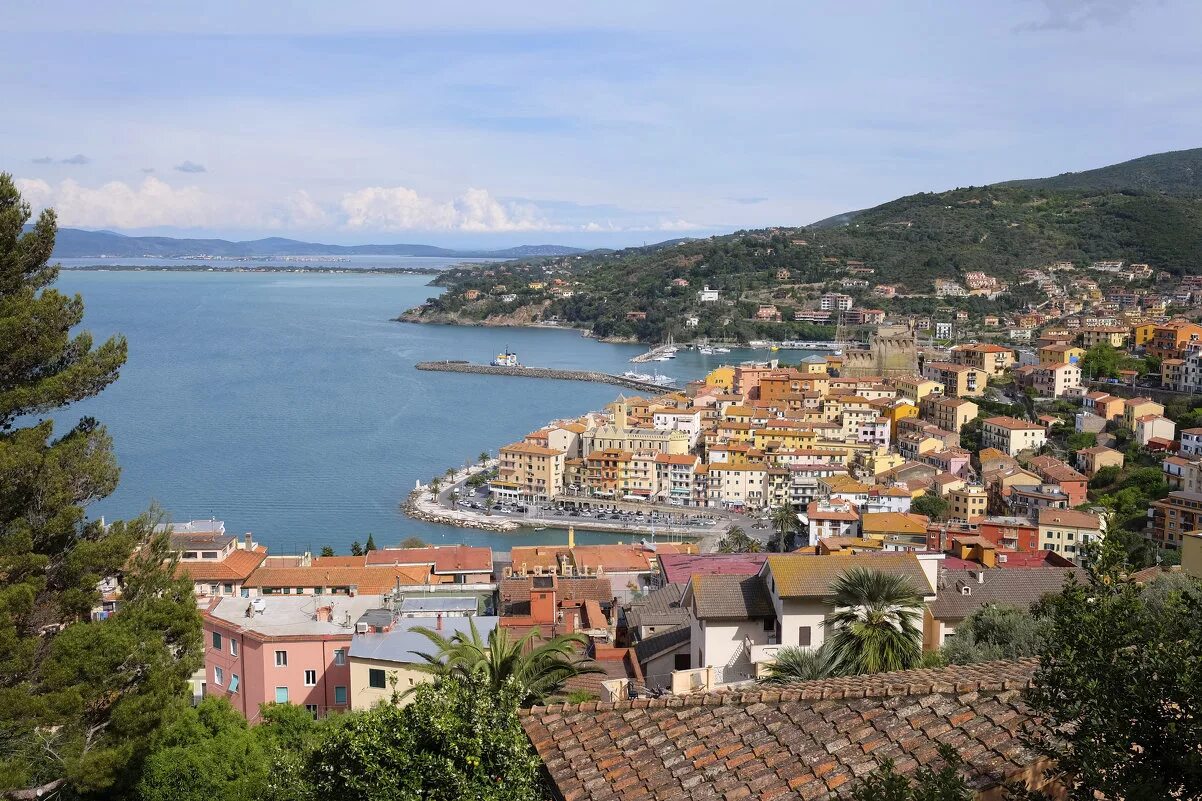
[1122,397,1165,430]
[1132,322,1157,348]
[921,362,986,398]
[949,344,1014,377]
[494,441,565,501]
[892,375,944,403]
[1078,326,1129,349]
[860,512,929,544]
[881,400,919,441]
[947,486,987,522]
[1184,531,1202,580]
[1037,343,1084,365]
[704,366,736,390]
[919,395,979,433]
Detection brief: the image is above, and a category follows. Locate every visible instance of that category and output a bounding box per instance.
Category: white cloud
[16,176,232,228]
[339,185,559,232]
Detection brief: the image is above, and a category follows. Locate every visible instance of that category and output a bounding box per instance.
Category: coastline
[60,265,447,276]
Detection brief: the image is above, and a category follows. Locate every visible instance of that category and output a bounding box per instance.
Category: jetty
[630,343,677,363]
[415,361,679,393]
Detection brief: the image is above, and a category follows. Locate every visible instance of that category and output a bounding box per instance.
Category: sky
[5,0,1202,249]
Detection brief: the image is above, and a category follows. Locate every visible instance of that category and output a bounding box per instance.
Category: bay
[53,268,776,555]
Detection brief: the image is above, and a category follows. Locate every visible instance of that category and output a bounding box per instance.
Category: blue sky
[5,0,1201,248]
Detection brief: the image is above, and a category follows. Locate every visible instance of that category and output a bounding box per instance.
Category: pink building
[203,594,391,723]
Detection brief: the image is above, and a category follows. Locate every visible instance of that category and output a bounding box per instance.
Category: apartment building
[1037,509,1102,561]
[947,485,988,523]
[1149,491,1202,550]
[1122,397,1165,430]
[494,441,566,502]
[919,395,978,433]
[1148,320,1202,360]
[1032,362,1081,398]
[921,362,985,398]
[1078,326,1130,349]
[653,453,700,506]
[1076,445,1124,477]
[981,416,1047,456]
[1036,343,1084,365]
[950,343,1014,376]
[890,375,944,403]
[166,522,266,599]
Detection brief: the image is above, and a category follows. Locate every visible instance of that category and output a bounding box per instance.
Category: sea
[52,260,790,556]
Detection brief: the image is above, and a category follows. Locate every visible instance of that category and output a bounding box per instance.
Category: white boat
[713,346,731,353]
[652,355,672,362]
[623,370,653,381]
[491,347,520,367]
[650,373,675,386]
[698,346,715,355]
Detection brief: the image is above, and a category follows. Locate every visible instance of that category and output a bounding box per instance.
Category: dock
[415,361,679,393]
[630,343,677,363]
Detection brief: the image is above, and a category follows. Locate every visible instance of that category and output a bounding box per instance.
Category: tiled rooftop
[522,659,1043,801]
[206,594,389,638]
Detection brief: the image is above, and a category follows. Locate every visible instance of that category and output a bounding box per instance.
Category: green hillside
[407,151,1202,343]
[999,147,1202,195]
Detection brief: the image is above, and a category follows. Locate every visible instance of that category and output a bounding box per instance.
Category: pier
[630,343,677,363]
[415,361,679,393]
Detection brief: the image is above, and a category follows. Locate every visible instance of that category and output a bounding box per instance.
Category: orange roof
[243,564,431,592]
[983,416,1044,431]
[502,441,562,457]
[366,545,493,573]
[176,546,266,582]
[653,453,699,465]
[571,543,695,572]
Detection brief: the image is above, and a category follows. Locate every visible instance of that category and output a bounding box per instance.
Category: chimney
[302,551,312,567]
[436,613,443,631]
[530,574,558,625]
[316,605,332,623]
[244,532,253,549]
[568,524,575,549]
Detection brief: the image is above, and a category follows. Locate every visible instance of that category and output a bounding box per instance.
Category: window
[212,631,222,649]
[762,617,774,632]
[241,587,250,598]
[214,667,224,686]
[229,674,239,694]
[304,670,317,686]
[314,587,324,595]
[305,704,319,718]
[369,669,387,689]
[230,639,238,657]
[674,654,691,671]
[275,650,288,667]
[275,687,289,703]
[295,588,304,595]
[210,583,220,595]
[223,583,233,595]
[333,649,345,666]
[798,626,812,647]
[334,686,347,705]
[202,551,219,559]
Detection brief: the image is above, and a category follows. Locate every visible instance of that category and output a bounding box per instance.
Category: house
[348,617,499,709]
[1078,326,1129,349]
[947,485,988,522]
[697,286,721,302]
[1148,319,1202,359]
[680,574,774,685]
[950,343,1014,376]
[1076,445,1124,477]
[1122,397,1165,429]
[522,660,1062,801]
[921,362,985,398]
[754,304,782,321]
[1083,391,1125,421]
[1149,491,1202,550]
[858,512,930,544]
[463,288,480,300]
[819,292,853,311]
[202,593,391,722]
[1037,343,1084,365]
[1031,361,1081,397]
[493,441,566,502]
[797,498,860,546]
[1037,508,1103,561]
[919,395,978,432]
[759,553,937,654]
[981,416,1047,456]
[1026,455,1088,507]
[1135,414,1175,447]
[166,521,266,599]
[625,310,647,321]
[890,374,944,403]
[1181,428,1202,458]
[926,566,1083,649]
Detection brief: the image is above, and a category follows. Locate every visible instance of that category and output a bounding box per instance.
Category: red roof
[659,552,769,584]
[365,544,493,573]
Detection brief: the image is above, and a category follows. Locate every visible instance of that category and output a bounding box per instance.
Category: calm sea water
[53,268,779,555]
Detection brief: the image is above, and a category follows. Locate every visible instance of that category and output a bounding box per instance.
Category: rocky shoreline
[395,308,638,343]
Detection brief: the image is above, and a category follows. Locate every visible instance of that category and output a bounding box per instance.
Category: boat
[533,526,547,531]
[623,370,653,381]
[698,345,715,355]
[770,344,780,352]
[652,355,672,361]
[713,346,731,354]
[650,373,675,386]
[491,347,520,367]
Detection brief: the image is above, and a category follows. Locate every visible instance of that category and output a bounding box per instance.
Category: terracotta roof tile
[176,546,266,582]
[521,660,1043,800]
[766,553,934,598]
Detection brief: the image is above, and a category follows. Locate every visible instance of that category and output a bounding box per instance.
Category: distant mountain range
[43,228,586,259]
[811,146,1202,228]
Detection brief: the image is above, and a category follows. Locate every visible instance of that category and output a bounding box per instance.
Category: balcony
[748,643,783,664]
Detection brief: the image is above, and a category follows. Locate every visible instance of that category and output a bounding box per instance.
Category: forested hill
[998,147,1202,195]
[409,183,1202,341]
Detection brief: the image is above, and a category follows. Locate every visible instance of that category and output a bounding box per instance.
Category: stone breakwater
[415,361,678,393]
[402,464,520,532]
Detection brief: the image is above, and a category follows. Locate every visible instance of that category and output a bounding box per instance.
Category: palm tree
[758,645,837,685]
[826,567,923,675]
[479,451,490,467]
[771,502,799,552]
[717,526,761,554]
[429,477,441,496]
[484,496,495,515]
[410,618,603,706]
[445,467,456,482]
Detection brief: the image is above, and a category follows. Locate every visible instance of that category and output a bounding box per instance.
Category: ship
[491,347,520,367]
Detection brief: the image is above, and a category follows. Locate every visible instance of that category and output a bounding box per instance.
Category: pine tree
[351,541,364,557]
[365,533,377,551]
[0,174,203,798]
